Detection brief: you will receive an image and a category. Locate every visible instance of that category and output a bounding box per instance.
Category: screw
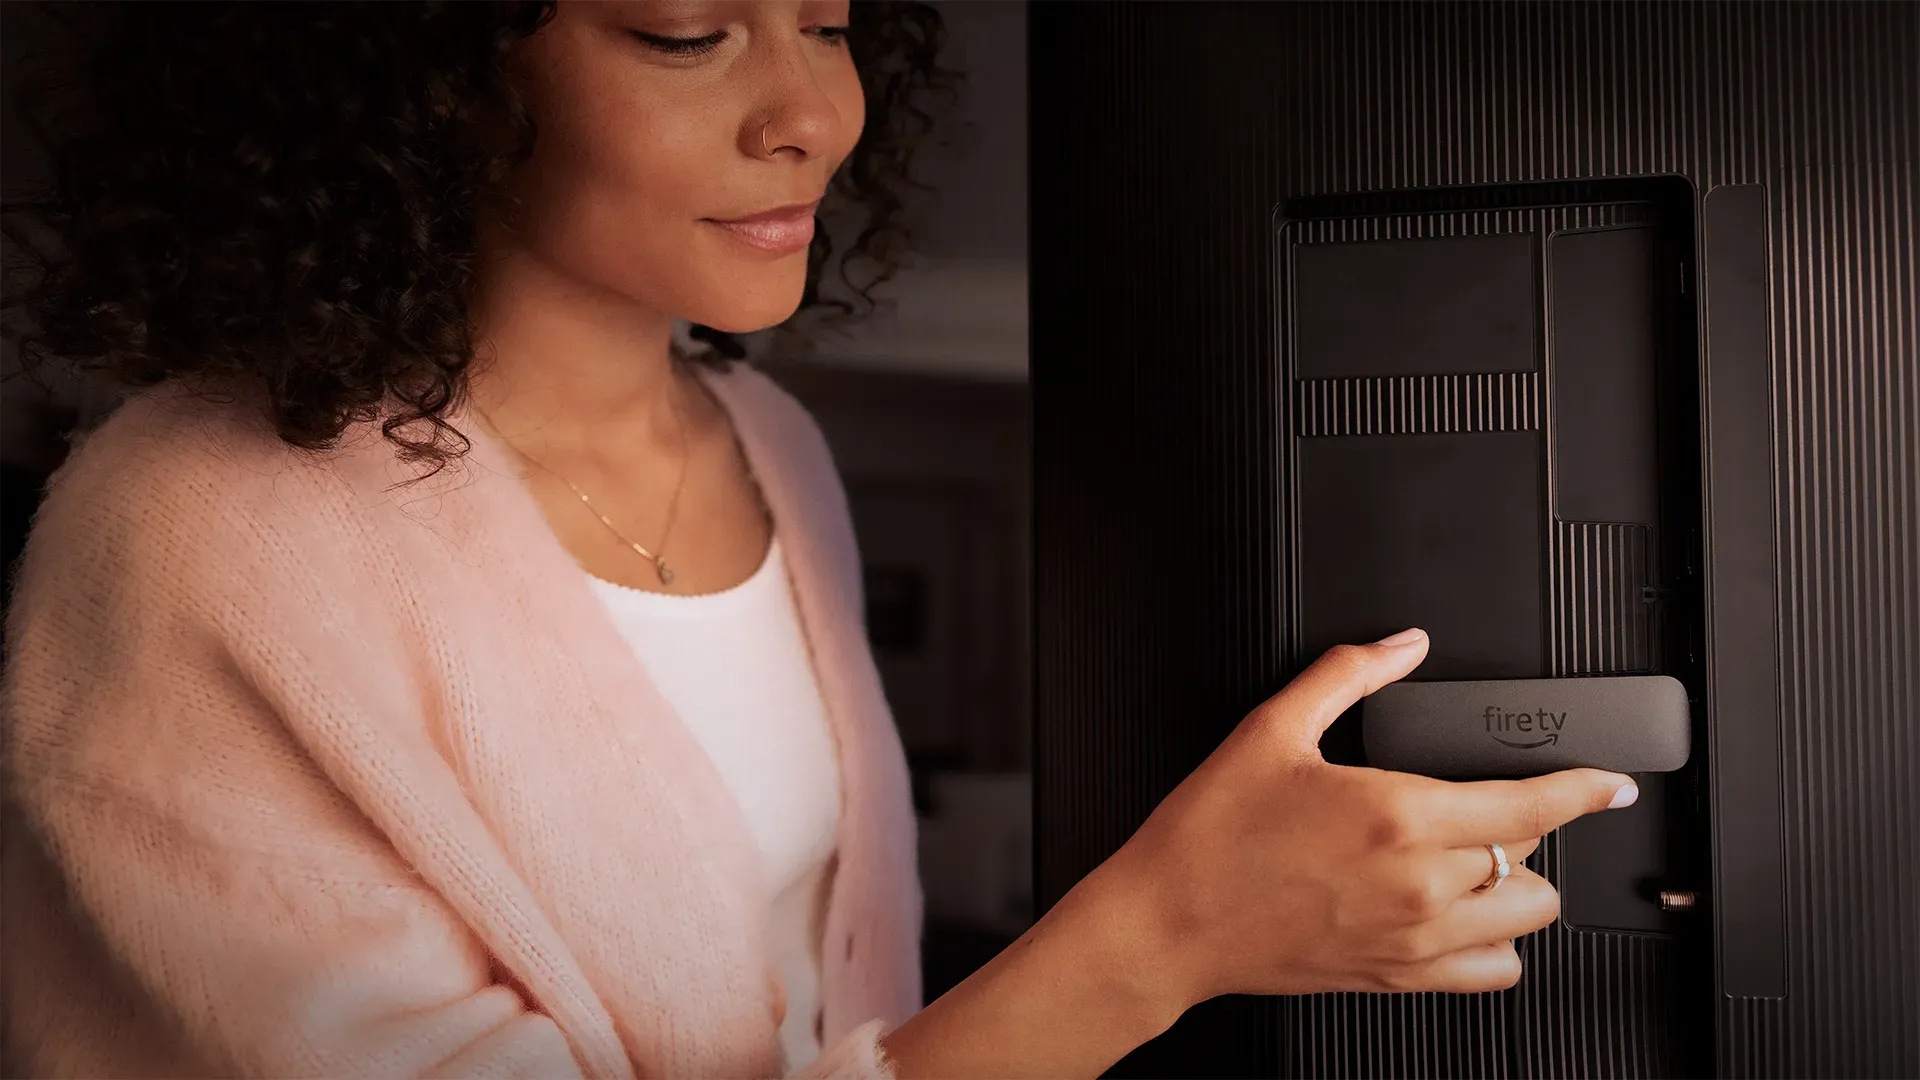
[1659,890,1700,911]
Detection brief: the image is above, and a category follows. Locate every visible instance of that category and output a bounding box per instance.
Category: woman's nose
[742,32,852,163]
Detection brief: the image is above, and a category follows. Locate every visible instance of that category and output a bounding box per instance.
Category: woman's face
[495,0,864,334]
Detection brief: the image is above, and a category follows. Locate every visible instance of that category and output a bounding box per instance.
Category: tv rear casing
[1030,4,1917,1077]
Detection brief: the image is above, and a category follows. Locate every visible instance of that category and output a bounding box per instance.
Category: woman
[0,3,1640,1077]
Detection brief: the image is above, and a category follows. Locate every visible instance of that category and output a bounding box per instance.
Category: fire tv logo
[1483,706,1568,750]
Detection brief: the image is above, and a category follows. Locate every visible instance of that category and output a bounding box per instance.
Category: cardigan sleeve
[791,1019,898,1080]
[1,431,592,1078]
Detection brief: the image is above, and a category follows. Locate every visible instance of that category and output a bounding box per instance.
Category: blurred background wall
[761,0,1034,1000]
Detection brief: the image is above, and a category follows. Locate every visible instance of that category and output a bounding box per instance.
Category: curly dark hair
[1,1,957,476]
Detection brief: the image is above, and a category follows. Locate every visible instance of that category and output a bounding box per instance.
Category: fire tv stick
[1361,675,1692,779]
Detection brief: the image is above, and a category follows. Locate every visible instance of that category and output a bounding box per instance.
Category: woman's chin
[684,291,806,337]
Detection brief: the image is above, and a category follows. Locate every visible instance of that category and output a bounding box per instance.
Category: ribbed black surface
[1032,2,1917,1077]
[1295,374,1542,436]
[1552,524,1655,675]
[1514,828,1681,1078]
[1278,990,1511,1079]
[1759,155,1919,1079]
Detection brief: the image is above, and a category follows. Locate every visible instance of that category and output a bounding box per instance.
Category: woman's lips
[706,203,818,255]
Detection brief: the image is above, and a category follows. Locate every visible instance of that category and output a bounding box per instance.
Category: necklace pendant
[656,560,675,586]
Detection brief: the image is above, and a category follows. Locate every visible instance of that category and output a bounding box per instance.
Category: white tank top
[586,536,842,1073]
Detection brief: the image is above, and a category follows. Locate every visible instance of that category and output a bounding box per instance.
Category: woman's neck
[464,246,692,468]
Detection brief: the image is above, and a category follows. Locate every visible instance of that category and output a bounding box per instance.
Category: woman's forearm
[877,865,1191,1079]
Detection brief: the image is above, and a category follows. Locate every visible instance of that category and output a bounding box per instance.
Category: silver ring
[1474,843,1511,892]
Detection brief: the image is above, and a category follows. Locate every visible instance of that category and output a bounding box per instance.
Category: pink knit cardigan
[1,363,925,1078]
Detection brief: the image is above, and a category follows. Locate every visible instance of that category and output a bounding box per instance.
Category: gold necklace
[476,391,692,588]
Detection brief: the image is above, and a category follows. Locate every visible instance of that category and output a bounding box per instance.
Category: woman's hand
[878,628,1638,1080]
[1086,628,1637,1016]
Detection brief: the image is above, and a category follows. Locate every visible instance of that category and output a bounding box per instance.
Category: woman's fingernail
[1608,783,1640,809]
[1374,628,1426,647]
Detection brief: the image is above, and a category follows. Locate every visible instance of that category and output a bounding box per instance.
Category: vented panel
[1278,182,1698,1078]
[1514,829,1682,1078]
[1294,374,1543,436]
[1552,523,1656,675]
[1033,3,1917,1077]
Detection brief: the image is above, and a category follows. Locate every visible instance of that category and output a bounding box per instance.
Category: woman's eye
[811,25,851,46]
[630,29,729,56]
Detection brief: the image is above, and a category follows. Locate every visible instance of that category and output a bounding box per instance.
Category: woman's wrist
[1057,854,1200,1030]
[877,859,1190,1078]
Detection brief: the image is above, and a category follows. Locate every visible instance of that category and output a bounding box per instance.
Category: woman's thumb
[1253,629,1431,755]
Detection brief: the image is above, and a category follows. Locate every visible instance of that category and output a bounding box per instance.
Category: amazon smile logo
[1483,705,1568,749]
